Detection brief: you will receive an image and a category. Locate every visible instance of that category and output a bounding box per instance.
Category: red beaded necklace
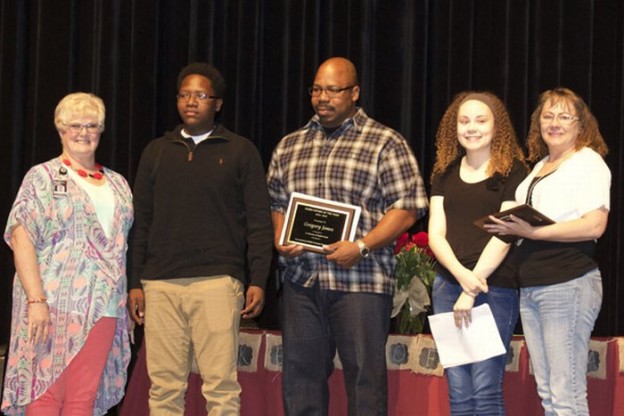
[62,158,104,180]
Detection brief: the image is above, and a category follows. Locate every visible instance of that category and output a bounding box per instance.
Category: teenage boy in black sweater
[129,63,273,415]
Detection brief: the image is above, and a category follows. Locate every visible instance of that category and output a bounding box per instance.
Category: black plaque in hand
[279,193,362,253]
[473,204,555,243]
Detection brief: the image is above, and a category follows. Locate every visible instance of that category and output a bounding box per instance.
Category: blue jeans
[520,269,602,416]
[432,275,519,415]
[281,278,392,416]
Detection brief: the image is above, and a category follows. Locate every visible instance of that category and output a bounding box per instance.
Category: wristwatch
[356,239,370,258]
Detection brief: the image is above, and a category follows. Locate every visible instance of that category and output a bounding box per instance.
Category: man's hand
[128,288,145,325]
[324,241,362,269]
[275,242,305,258]
[272,211,305,258]
[241,286,265,319]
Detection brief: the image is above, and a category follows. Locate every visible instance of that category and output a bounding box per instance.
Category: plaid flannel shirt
[267,108,428,295]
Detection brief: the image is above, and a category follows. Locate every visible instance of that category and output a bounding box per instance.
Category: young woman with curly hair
[429,91,527,415]
[486,87,610,415]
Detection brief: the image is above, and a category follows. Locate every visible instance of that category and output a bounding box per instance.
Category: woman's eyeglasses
[63,122,101,134]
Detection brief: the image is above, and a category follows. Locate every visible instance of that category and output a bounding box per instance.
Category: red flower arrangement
[394,231,435,258]
[392,231,436,334]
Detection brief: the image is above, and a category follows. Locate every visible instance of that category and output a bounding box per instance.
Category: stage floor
[120,331,624,415]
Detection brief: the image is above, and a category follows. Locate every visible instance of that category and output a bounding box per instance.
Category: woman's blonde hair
[431,91,525,180]
[526,87,608,161]
[54,92,105,132]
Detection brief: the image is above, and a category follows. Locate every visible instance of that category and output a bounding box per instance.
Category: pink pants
[25,317,116,416]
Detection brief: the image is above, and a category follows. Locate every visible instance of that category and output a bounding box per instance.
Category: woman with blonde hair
[487,87,610,415]
[2,92,133,415]
[429,91,527,414]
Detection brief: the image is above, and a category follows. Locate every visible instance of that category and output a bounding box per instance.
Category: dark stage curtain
[1,0,622,339]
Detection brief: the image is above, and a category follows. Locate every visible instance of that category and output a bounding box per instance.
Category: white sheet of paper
[428,303,506,368]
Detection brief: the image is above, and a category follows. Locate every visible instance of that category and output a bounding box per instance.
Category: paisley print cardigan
[2,158,133,415]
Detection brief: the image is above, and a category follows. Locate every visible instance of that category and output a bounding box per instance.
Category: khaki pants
[143,276,244,416]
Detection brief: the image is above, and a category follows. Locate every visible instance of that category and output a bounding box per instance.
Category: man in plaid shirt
[267,57,428,415]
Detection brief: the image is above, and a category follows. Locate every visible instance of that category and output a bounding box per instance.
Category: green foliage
[395,245,436,290]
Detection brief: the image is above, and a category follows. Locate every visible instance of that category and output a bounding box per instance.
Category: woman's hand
[455,269,488,295]
[484,214,534,239]
[28,303,51,345]
[487,208,608,243]
[453,292,476,328]
[11,225,50,345]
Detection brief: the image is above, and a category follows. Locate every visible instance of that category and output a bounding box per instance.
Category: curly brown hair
[431,91,526,181]
[526,87,608,161]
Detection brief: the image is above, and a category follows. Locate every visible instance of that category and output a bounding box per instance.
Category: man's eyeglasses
[63,122,101,134]
[540,113,579,125]
[308,85,355,98]
[177,92,220,101]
